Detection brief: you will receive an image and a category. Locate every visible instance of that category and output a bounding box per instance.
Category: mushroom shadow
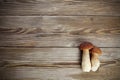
[78,49,82,69]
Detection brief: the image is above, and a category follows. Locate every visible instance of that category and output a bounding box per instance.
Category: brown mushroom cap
[80,42,93,50]
[91,46,102,55]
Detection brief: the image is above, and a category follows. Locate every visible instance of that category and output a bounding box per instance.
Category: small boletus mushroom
[80,42,94,72]
[91,46,102,71]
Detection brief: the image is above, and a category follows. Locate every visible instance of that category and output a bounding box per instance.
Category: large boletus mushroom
[80,42,93,72]
[91,46,102,71]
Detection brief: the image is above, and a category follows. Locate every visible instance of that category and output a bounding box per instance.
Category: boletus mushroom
[91,46,102,71]
[80,42,94,72]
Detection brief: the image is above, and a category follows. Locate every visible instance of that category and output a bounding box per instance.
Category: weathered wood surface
[0,16,120,30]
[0,0,120,80]
[0,0,120,16]
[0,48,119,66]
[0,16,119,47]
[0,65,120,80]
[0,48,120,80]
[0,30,119,47]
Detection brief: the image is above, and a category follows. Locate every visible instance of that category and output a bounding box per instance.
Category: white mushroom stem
[91,53,100,71]
[82,49,91,72]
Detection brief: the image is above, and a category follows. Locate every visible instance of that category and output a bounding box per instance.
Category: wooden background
[0,0,120,80]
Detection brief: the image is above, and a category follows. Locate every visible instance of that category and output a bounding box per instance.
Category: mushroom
[80,42,93,72]
[91,46,102,71]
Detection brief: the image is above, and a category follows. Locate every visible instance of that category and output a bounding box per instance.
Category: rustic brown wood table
[0,0,120,80]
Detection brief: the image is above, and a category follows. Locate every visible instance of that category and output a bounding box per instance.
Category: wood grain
[0,48,119,67]
[0,34,119,47]
[0,16,120,29]
[0,0,119,80]
[0,0,120,16]
[0,62,120,80]
[0,16,119,47]
[0,48,120,80]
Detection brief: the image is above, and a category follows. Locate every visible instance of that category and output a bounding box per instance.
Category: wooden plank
[0,48,119,67]
[0,0,120,16]
[0,35,119,47]
[0,16,120,47]
[0,16,120,29]
[0,0,120,2]
[0,48,120,80]
[0,62,120,80]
